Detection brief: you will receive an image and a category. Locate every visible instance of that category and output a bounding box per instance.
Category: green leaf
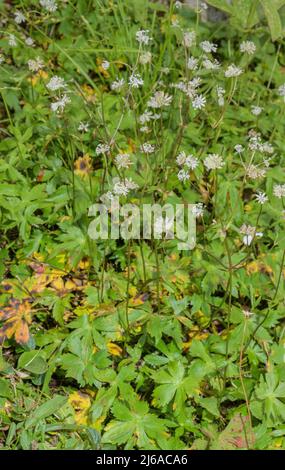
[25,395,67,429]
[260,0,283,40]
[18,351,48,375]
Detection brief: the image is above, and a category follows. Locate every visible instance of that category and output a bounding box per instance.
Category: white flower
[192,94,206,110]
[101,60,110,70]
[25,37,34,46]
[8,34,17,47]
[260,142,273,154]
[147,91,172,108]
[178,169,190,182]
[243,309,254,318]
[39,0,58,12]
[139,52,152,65]
[185,154,199,170]
[136,30,152,45]
[140,143,155,154]
[28,57,44,72]
[139,111,153,124]
[0,54,4,64]
[204,154,224,170]
[50,95,70,113]
[240,41,256,55]
[216,86,225,106]
[255,191,268,204]
[111,78,125,91]
[14,11,26,24]
[47,76,66,91]
[187,56,198,70]
[278,84,285,97]
[200,41,217,53]
[129,73,143,88]
[240,224,263,246]
[234,144,244,154]
[175,1,183,8]
[113,178,138,196]
[96,143,110,155]
[192,203,204,217]
[273,184,285,198]
[176,152,198,169]
[225,64,243,78]
[251,105,263,116]
[202,58,220,70]
[114,153,133,169]
[183,31,196,48]
[78,122,89,132]
[246,164,266,180]
[201,2,208,9]
[140,126,149,133]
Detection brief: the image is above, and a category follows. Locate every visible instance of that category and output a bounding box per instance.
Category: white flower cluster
[273,184,285,198]
[28,57,44,72]
[136,30,152,45]
[40,0,58,12]
[50,95,70,113]
[224,64,243,78]
[177,151,199,182]
[147,91,172,108]
[204,154,224,170]
[46,76,66,91]
[96,144,110,155]
[114,153,133,169]
[240,41,256,55]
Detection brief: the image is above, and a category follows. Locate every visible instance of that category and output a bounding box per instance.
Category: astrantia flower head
[240,41,256,55]
[14,11,26,24]
[140,143,155,154]
[192,94,206,110]
[136,30,152,45]
[139,52,152,65]
[111,78,125,91]
[183,31,196,48]
[28,57,44,72]
[129,73,143,88]
[178,169,190,182]
[47,76,66,91]
[251,105,263,116]
[234,144,244,154]
[202,58,220,70]
[243,309,254,318]
[246,164,266,180]
[255,191,268,204]
[204,154,224,170]
[101,60,110,70]
[187,56,198,70]
[25,37,34,47]
[40,0,58,12]
[273,184,285,198]
[200,41,217,53]
[224,64,243,78]
[115,153,133,169]
[147,91,172,108]
[96,143,110,155]
[185,154,199,170]
[216,86,225,107]
[78,122,89,132]
[8,34,17,47]
[192,203,204,217]
[50,95,70,113]
[278,84,285,97]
